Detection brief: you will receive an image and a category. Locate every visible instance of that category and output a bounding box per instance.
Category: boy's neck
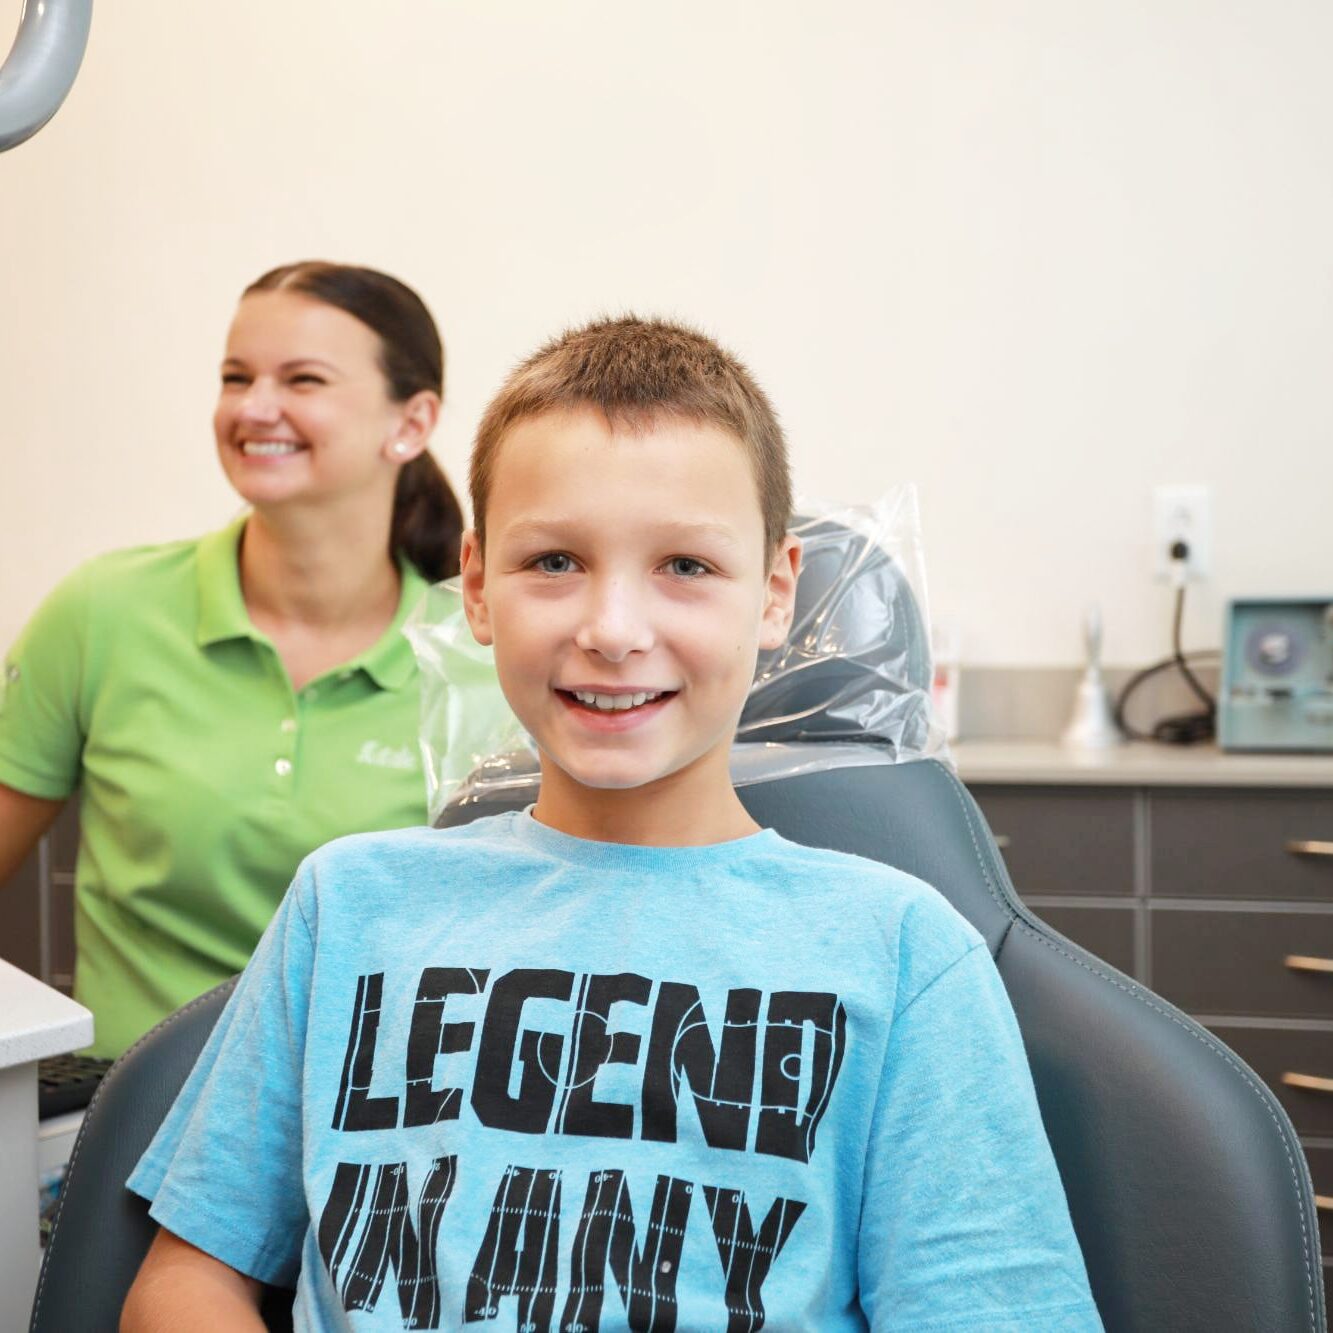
[531,755,761,848]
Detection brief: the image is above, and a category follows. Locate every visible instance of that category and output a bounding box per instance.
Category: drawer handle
[1284,955,1333,976]
[1285,839,1333,857]
[1281,1072,1333,1095]
[993,835,1011,850]
[1316,1194,1333,1214]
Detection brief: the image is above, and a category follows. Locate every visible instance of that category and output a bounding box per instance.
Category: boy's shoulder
[760,828,972,915]
[757,831,989,994]
[757,828,927,883]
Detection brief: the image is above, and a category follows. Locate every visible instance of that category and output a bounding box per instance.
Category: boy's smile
[461,406,800,844]
[556,687,674,728]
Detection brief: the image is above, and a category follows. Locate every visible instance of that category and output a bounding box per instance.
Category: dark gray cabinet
[971,780,1333,1275]
[1152,908,1333,1019]
[1152,790,1333,902]
[969,787,1136,897]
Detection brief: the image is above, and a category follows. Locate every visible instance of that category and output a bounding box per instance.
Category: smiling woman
[0,261,499,1059]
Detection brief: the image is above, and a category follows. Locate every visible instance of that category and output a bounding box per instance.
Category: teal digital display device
[1219,597,1333,752]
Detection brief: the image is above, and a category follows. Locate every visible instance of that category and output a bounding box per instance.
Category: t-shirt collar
[195,515,427,692]
[509,807,780,870]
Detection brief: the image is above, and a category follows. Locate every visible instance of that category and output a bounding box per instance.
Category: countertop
[0,959,92,1070]
[951,740,1333,788]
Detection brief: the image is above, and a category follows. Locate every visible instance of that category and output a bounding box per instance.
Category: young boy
[124,318,1101,1330]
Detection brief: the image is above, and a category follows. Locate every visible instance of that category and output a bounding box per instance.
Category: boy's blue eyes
[533,553,576,575]
[666,557,708,578]
[529,554,710,578]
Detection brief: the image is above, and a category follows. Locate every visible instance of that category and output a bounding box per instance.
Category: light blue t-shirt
[129,811,1101,1331]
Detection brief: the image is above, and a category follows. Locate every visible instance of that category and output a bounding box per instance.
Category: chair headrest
[737,514,933,756]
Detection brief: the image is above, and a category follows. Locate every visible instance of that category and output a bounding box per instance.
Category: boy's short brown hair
[470,316,792,553]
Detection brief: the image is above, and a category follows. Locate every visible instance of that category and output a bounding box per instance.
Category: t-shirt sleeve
[858,942,1103,1332]
[126,866,316,1287]
[0,563,92,799]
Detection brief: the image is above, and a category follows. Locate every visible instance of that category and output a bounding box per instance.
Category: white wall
[2,1,1330,666]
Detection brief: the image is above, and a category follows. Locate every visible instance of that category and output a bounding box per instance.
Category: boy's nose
[574,579,654,662]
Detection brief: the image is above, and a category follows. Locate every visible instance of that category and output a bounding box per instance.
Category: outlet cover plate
[1153,484,1211,580]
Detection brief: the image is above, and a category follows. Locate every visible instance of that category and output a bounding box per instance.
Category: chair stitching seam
[1012,918,1319,1331]
[939,762,1010,918]
[29,981,237,1327]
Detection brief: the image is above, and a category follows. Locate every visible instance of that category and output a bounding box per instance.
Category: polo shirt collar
[356,561,427,691]
[195,516,253,647]
[195,515,428,692]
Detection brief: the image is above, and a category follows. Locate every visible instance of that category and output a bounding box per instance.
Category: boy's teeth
[572,689,661,710]
[242,441,302,456]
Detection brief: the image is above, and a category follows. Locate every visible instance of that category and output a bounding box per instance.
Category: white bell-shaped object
[1061,604,1124,749]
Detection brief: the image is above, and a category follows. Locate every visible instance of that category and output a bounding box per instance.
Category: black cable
[1170,579,1216,714]
[1112,555,1218,745]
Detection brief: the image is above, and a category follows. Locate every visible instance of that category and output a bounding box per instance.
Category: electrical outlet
[1153,484,1211,581]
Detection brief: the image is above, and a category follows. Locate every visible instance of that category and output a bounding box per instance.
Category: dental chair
[30,516,1326,1332]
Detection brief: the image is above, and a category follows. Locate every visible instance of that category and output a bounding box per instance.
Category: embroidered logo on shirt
[0,661,17,712]
[355,740,417,771]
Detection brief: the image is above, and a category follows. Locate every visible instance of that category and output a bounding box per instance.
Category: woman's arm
[120,1229,264,1333]
[0,782,64,886]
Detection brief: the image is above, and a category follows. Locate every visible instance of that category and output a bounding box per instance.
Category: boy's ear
[459,529,493,646]
[758,534,802,651]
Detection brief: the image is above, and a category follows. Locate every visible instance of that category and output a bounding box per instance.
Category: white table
[0,960,92,1332]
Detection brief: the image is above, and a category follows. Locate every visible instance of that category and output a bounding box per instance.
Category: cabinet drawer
[1304,1145,1332,1261]
[1152,909,1333,1018]
[970,787,1135,897]
[1151,790,1333,902]
[1028,904,1136,975]
[1205,1026,1333,1137]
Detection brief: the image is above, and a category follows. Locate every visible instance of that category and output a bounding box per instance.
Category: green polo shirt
[0,518,440,1057]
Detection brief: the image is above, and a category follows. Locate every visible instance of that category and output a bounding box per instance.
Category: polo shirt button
[280,718,296,733]
[274,758,293,777]
[338,670,352,681]
[5,664,18,682]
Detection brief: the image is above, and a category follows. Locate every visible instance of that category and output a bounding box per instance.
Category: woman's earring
[392,441,411,458]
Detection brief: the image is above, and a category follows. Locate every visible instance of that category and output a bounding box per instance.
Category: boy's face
[461,407,800,828]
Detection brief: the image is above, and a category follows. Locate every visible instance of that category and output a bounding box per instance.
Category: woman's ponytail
[392,452,463,582]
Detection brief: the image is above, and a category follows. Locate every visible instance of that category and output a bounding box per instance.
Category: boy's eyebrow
[499,518,745,547]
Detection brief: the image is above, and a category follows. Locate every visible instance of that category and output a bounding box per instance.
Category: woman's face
[213,290,409,513]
